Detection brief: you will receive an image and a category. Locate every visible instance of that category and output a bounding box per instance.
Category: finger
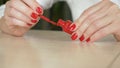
[4,1,11,16]
[107,4,120,15]
[90,22,119,42]
[5,17,29,36]
[84,15,114,41]
[72,3,113,41]
[9,0,39,20]
[84,4,120,42]
[7,7,38,25]
[7,16,29,27]
[0,16,28,37]
[22,0,43,15]
[71,0,108,31]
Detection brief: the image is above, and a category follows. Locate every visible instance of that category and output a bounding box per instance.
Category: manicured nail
[86,37,90,42]
[27,23,32,26]
[69,24,76,31]
[31,12,38,19]
[79,35,85,41]
[71,33,78,40]
[31,19,37,23]
[36,7,43,15]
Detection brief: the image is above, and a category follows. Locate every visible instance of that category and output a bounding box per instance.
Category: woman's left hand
[69,0,120,42]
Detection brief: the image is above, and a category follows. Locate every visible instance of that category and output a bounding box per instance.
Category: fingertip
[86,37,91,42]
[69,23,76,31]
[71,33,78,40]
[27,23,33,27]
[31,19,38,23]
[36,7,43,15]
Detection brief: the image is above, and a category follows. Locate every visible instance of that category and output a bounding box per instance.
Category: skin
[0,0,43,36]
[0,0,120,42]
[71,0,120,42]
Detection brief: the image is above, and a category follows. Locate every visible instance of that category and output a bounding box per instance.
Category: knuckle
[89,28,94,34]
[11,18,18,24]
[83,10,90,15]
[10,18,15,23]
[88,14,97,22]
[92,22,99,28]
[92,20,101,28]
[9,8,14,16]
[86,27,95,37]
[78,29,83,34]
[4,16,8,21]
[5,1,10,6]
[9,0,17,7]
[83,7,92,15]
[17,12,23,18]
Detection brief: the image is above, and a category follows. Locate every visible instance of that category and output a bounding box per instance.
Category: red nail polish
[69,24,76,31]
[39,15,74,35]
[79,35,85,41]
[31,19,37,23]
[36,7,43,15]
[71,33,78,40]
[27,23,32,26]
[86,38,90,42]
[31,12,38,19]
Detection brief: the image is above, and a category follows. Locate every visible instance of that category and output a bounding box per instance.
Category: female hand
[0,0,43,36]
[69,0,120,42]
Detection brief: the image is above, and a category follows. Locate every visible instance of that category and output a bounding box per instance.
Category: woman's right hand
[0,0,43,36]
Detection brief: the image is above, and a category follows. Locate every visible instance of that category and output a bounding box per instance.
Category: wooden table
[0,30,120,68]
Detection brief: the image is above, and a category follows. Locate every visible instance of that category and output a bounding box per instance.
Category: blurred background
[0,0,73,31]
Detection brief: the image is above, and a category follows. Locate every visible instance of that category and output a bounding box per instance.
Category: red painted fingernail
[36,7,43,15]
[31,12,38,19]
[71,33,78,40]
[27,23,32,26]
[69,24,76,31]
[79,35,85,41]
[31,19,37,23]
[86,38,90,42]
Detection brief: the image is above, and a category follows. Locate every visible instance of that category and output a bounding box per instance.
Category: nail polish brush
[39,15,73,34]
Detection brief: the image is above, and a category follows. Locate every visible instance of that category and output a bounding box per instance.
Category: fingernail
[36,7,43,15]
[27,23,32,26]
[71,33,78,40]
[31,12,38,19]
[69,24,76,31]
[79,35,85,41]
[86,37,90,42]
[31,19,37,23]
